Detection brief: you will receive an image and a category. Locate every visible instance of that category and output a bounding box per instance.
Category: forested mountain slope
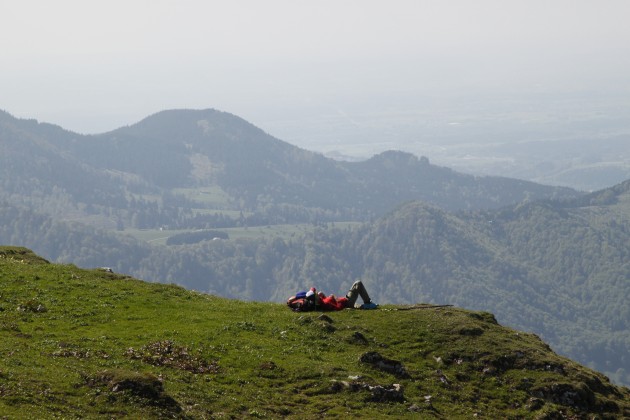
[1,246,628,418]
[0,111,130,215]
[1,108,580,229]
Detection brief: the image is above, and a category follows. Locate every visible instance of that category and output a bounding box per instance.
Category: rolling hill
[1,108,581,230]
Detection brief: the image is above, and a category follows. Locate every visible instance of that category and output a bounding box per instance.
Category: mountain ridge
[1,108,581,226]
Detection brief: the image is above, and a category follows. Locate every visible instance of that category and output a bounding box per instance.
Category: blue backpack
[286,291,317,312]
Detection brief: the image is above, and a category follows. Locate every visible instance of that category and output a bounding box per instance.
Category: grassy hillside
[1,247,628,418]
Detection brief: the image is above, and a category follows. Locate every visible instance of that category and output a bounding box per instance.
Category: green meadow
[1,246,628,419]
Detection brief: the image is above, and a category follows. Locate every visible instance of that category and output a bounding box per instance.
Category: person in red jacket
[316,281,378,310]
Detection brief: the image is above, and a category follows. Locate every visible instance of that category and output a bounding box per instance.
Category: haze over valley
[258,89,630,191]
[3,1,630,192]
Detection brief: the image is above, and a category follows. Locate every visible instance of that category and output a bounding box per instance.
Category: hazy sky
[2,0,630,139]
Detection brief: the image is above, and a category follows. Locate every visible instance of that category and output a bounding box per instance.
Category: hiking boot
[360,302,378,310]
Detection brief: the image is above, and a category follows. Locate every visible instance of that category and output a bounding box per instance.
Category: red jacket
[318,295,348,311]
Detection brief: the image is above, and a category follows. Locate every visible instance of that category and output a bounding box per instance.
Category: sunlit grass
[1,246,628,419]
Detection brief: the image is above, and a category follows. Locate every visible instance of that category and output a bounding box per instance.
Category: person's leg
[345,281,371,307]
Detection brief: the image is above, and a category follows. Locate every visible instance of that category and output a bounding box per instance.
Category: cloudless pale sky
[2,0,629,140]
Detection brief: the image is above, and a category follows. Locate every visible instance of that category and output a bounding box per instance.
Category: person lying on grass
[287,281,378,311]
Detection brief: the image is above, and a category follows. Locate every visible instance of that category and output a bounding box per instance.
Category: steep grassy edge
[1,247,628,419]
